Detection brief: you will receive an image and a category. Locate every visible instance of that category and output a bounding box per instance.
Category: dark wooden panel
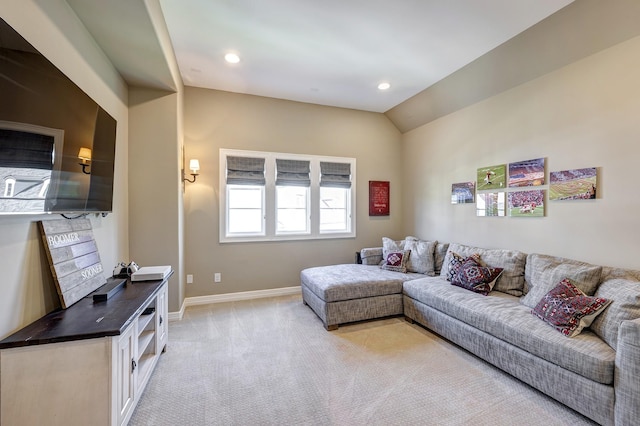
[38,218,107,308]
[0,273,172,349]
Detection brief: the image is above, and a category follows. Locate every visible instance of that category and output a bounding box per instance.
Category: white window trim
[220,148,356,243]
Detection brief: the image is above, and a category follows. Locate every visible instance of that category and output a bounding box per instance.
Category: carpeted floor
[129,294,596,426]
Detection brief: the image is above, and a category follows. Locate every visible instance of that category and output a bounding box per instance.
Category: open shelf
[138,330,155,357]
[137,353,156,385]
[137,310,155,335]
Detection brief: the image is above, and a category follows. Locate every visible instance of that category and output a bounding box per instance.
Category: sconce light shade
[189,159,200,174]
[78,147,92,174]
[78,147,92,162]
[184,158,200,183]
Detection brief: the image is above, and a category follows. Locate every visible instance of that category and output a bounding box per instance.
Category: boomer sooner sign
[39,218,107,308]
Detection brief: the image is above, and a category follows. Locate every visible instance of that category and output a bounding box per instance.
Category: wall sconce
[78,147,92,174]
[183,159,200,183]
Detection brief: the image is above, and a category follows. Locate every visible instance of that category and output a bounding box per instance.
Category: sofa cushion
[403,237,437,275]
[441,243,527,296]
[301,264,424,303]
[591,267,640,350]
[522,254,603,309]
[403,277,615,384]
[360,247,383,266]
[380,250,411,273]
[451,257,503,296]
[434,242,449,276]
[532,278,611,337]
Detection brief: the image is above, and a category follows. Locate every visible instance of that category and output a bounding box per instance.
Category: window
[220,149,355,242]
[276,159,310,234]
[225,156,266,237]
[3,177,15,198]
[319,161,352,233]
[227,185,264,234]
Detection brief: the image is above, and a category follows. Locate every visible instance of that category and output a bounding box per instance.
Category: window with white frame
[3,177,16,198]
[220,149,355,242]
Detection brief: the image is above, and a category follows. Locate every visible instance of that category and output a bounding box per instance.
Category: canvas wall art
[477,164,506,191]
[508,190,545,217]
[369,180,390,215]
[508,158,545,187]
[549,167,597,200]
[476,192,505,217]
[451,182,475,204]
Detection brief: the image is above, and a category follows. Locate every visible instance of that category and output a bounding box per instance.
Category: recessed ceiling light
[378,82,391,90]
[225,53,240,64]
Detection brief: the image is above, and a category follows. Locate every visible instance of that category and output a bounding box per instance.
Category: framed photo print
[369,181,390,216]
[476,192,505,217]
[451,182,475,204]
[477,164,506,191]
[508,158,545,187]
[508,190,545,217]
[550,167,597,200]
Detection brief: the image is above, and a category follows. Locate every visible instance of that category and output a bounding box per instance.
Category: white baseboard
[168,304,185,322]
[168,286,301,321]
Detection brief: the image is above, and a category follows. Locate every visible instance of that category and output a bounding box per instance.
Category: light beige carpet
[129,294,596,426]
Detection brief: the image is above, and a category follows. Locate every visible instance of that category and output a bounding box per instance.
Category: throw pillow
[531,278,612,337]
[434,242,450,276]
[521,253,603,309]
[441,243,526,296]
[590,271,640,350]
[451,257,503,296]
[403,238,437,275]
[445,252,483,282]
[382,237,405,264]
[380,250,411,273]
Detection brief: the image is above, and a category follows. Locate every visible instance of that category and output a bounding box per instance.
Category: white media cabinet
[0,274,171,426]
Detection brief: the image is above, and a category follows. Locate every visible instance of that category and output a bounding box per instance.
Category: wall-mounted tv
[0,17,117,215]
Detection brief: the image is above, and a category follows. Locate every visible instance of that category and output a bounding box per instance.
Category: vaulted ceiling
[66,0,640,132]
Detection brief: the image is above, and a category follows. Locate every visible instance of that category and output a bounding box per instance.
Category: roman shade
[226,156,265,186]
[0,130,54,170]
[320,161,351,188]
[275,159,310,187]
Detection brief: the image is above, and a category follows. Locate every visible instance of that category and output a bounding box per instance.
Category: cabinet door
[156,283,168,352]
[115,323,137,426]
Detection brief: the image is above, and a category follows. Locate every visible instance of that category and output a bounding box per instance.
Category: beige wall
[128,88,183,312]
[0,0,129,338]
[183,87,403,296]
[402,35,640,270]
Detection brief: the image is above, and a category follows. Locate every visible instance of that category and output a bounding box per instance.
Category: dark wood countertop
[0,272,172,350]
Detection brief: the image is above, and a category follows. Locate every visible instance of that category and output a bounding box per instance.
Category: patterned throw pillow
[451,258,503,296]
[445,252,483,282]
[532,278,612,337]
[380,250,411,273]
[382,237,405,264]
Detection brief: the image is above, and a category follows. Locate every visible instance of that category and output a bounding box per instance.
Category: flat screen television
[0,17,117,215]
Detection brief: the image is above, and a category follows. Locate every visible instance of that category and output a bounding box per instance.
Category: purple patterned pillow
[532,278,612,337]
[446,252,484,282]
[380,250,410,273]
[451,258,503,295]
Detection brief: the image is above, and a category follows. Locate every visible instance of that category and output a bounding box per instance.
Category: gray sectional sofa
[300,239,640,426]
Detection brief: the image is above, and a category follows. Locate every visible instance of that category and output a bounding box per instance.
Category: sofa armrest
[360,247,383,266]
[614,317,640,425]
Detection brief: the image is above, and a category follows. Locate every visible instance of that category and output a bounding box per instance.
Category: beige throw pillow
[521,253,603,309]
[403,237,437,276]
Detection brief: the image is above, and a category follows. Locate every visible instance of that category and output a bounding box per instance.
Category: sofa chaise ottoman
[301,237,448,330]
[300,263,424,330]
